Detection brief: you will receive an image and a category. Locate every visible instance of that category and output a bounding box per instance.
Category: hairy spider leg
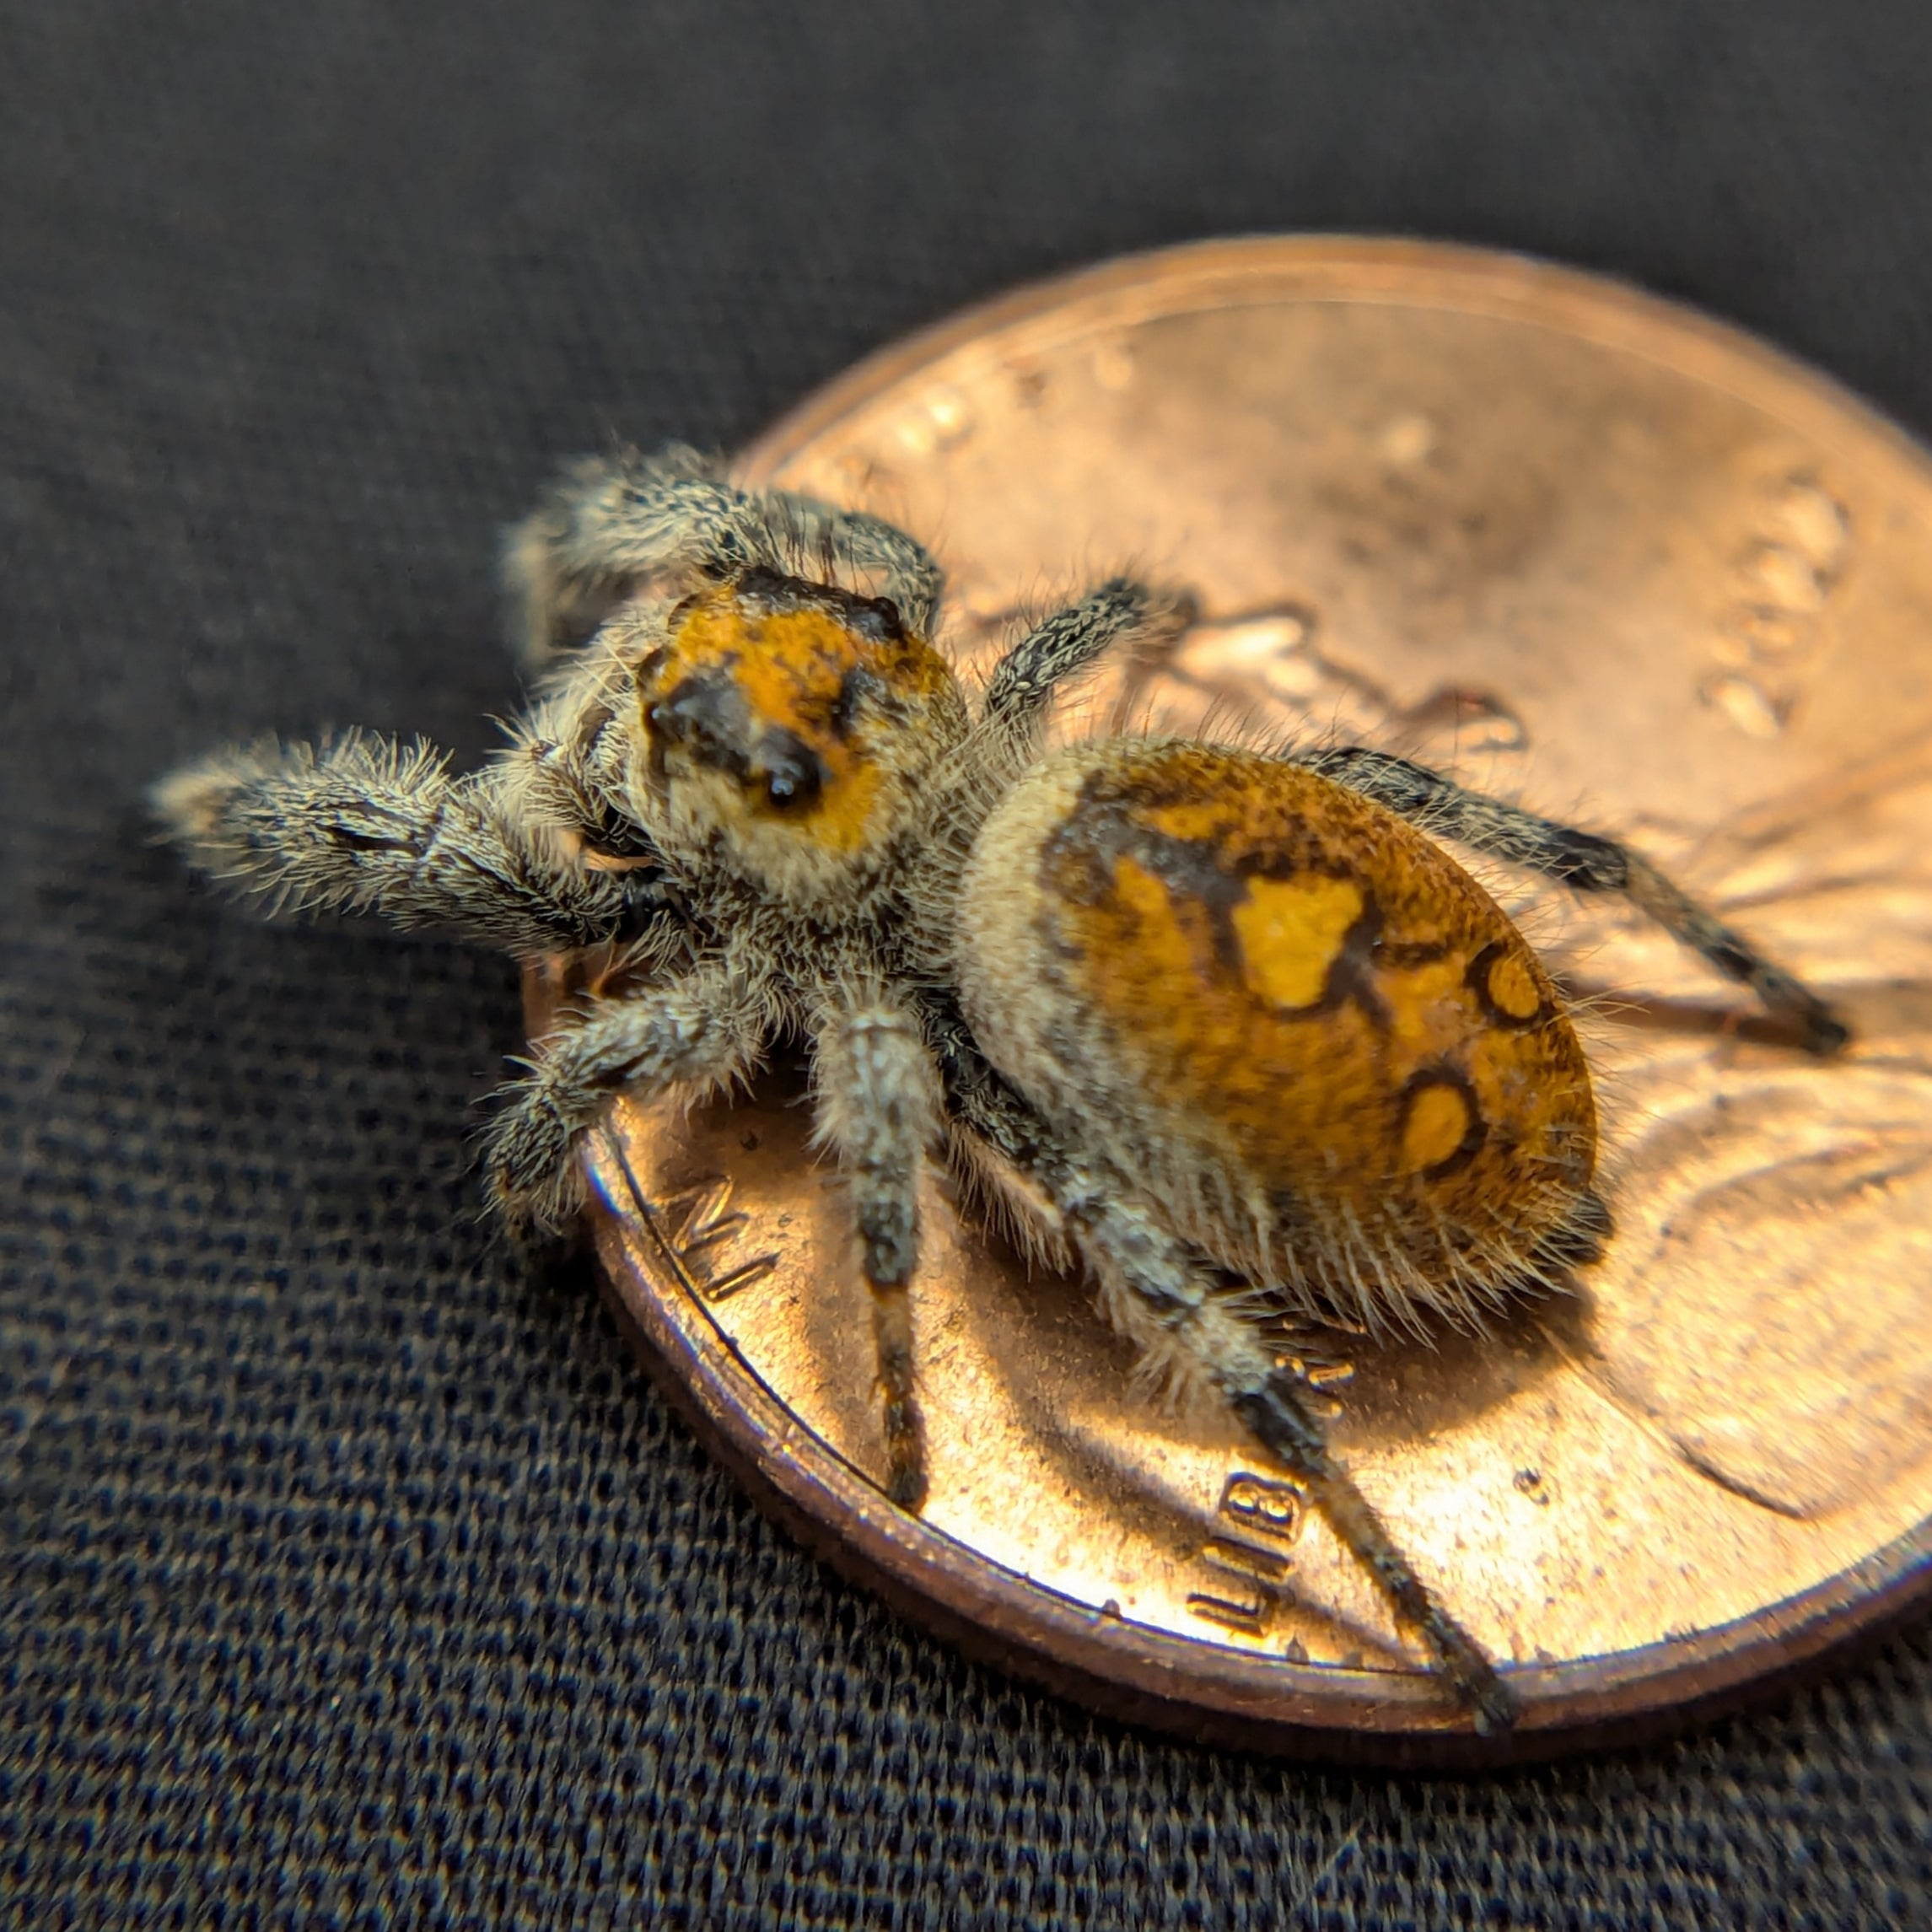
[981,578,1164,727]
[925,993,1517,1732]
[505,446,944,664]
[152,731,663,958]
[1301,746,1849,1055]
[811,991,947,1509]
[489,963,772,1230]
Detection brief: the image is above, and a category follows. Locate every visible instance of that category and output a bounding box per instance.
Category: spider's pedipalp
[1301,745,1850,1054]
[153,732,644,957]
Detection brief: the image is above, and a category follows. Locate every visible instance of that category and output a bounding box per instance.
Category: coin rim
[595,238,1932,1765]
[742,234,1932,485]
[589,1131,1931,1769]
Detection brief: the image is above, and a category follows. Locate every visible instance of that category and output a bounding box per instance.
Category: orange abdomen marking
[1030,743,1597,1292]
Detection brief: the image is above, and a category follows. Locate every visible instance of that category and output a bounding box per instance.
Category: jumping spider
[156,447,1847,1734]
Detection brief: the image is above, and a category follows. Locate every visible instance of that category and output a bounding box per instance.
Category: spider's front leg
[810,988,947,1510]
[505,446,944,665]
[153,731,648,957]
[491,965,772,1231]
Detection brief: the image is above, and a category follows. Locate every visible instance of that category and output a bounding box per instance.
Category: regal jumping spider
[157,447,1846,1732]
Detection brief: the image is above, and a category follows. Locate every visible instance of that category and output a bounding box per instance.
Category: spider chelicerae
[157,446,1847,1732]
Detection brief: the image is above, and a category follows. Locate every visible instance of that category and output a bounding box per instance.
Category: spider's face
[634,568,964,898]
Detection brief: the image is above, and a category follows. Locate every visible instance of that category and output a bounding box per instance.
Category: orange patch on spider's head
[638,569,952,852]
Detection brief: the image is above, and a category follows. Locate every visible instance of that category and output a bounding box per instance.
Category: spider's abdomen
[957,740,1601,1321]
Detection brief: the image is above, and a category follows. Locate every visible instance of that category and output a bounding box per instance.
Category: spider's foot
[1798,1000,1852,1057]
[484,1095,590,1234]
[881,1389,929,1514]
[885,1461,929,1513]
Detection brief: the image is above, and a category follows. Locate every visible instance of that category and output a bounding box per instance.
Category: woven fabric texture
[3,3,1929,1925]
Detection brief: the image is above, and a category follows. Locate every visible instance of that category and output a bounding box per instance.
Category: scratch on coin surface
[1535,1312,1814,1520]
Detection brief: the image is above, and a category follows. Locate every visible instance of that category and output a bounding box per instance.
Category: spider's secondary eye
[831,665,882,738]
[848,596,905,644]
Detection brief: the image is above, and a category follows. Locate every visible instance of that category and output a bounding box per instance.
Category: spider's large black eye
[757,727,826,812]
[648,671,752,777]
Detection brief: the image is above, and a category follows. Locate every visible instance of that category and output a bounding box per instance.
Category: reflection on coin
[552,239,1932,1764]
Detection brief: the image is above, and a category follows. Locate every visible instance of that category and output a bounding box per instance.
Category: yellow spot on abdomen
[1402,1079,1474,1172]
[1485,947,1543,1020]
[1232,874,1364,1010]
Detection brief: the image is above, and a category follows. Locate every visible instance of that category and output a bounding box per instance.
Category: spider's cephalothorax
[631,567,967,901]
[157,446,1848,1734]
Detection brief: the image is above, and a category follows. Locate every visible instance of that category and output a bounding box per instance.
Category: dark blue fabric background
[3,3,1929,1924]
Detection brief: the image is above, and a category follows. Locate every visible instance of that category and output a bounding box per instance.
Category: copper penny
[541,238,1932,1764]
